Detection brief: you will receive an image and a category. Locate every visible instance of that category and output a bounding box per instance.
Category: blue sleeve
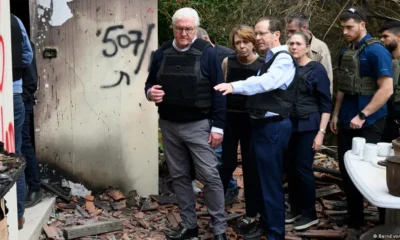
[16,17,33,67]
[201,47,226,129]
[310,63,332,113]
[367,44,393,79]
[144,48,163,96]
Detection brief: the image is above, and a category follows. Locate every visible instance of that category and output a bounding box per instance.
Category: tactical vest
[290,61,320,119]
[391,58,400,103]
[337,38,383,95]
[157,39,212,110]
[226,56,264,111]
[246,51,297,118]
[11,14,23,81]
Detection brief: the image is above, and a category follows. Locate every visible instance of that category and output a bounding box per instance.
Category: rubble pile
[39,152,379,240]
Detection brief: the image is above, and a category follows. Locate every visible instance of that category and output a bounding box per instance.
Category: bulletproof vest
[226,56,264,111]
[157,39,212,110]
[290,61,320,119]
[246,51,297,118]
[337,38,382,95]
[10,14,23,82]
[391,58,400,103]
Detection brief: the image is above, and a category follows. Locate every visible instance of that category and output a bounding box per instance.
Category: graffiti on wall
[0,30,15,153]
[100,24,155,89]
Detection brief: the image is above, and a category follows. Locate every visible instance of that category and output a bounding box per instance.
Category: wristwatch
[319,128,326,134]
[358,111,367,120]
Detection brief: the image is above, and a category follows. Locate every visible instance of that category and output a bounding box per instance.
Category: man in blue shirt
[379,21,400,142]
[215,17,296,240]
[329,8,393,236]
[11,14,33,230]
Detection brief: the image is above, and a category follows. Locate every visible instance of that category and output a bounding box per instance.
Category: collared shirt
[231,45,296,116]
[309,33,333,95]
[339,34,393,128]
[172,37,197,52]
[13,16,33,94]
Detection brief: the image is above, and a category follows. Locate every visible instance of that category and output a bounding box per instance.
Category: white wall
[0,0,15,152]
[30,0,158,195]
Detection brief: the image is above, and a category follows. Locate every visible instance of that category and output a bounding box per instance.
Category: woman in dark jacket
[285,31,332,230]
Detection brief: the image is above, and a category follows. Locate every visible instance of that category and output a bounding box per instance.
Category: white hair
[172,8,200,27]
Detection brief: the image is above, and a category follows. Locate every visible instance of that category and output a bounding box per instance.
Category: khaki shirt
[309,33,333,95]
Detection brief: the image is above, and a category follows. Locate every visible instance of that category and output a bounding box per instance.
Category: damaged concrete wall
[30,0,158,195]
[0,0,15,153]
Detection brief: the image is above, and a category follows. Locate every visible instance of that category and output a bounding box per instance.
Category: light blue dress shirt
[231,45,296,116]
[13,16,33,94]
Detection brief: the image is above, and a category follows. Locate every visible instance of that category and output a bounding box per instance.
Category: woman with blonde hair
[218,24,265,235]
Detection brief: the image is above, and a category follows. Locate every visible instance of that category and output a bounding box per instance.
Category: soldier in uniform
[145,8,227,240]
[379,21,400,142]
[330,8,393,237]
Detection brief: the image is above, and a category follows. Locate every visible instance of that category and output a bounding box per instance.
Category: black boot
[214,233,227,240]
[167,226,198,240]
[243,227,265,240]
[24,189,43,208]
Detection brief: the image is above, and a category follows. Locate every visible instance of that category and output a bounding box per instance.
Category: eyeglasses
[173,26,196,34]
[253,31,273,37]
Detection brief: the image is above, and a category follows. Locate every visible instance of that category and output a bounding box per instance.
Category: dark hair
[379,21,400,35]
[339,7,366,23]
[287,12,309,29]
[256,16,282,33]
[290,31,309,45]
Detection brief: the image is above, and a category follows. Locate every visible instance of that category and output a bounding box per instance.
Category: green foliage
[158,0,400,67]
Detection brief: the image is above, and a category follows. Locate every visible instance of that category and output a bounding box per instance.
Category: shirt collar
[172,37,198,52]
[265,45,288,62]
[309,32,318,52]
[354,33,371,49]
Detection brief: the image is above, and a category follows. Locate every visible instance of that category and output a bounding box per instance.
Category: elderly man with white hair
[144,7,227,240]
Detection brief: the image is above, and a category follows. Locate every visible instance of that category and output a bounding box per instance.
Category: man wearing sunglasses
[330,7,393,237]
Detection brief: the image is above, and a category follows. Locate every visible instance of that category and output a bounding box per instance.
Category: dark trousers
[252,118,292,240]
[14,94,26,220]
[218,112,263,217]
[22,102,41,192]
[382,116,400,143]
[285,130,318,219]
[338,118,385,228]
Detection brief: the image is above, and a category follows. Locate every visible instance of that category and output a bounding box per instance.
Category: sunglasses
[346,8,364,20]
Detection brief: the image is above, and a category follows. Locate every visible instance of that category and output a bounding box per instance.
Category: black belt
[251,115,285,124]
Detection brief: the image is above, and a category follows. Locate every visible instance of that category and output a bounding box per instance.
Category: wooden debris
[172,212,182,224]
[76,205,91,218]
[295,229,347,238]
[85,201,96,214]
[150,195,178,205]
[316,185,342,198]
[112,200,126,210]
[141,201,159,211]
[324,210,348,216]
[43,225,64,239]
[106,188,126,201]
[166,213,179,228]
[63,220,123,239]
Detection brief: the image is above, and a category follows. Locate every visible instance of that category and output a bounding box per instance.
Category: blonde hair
[229,25,256,51]
[172,8,200,27]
